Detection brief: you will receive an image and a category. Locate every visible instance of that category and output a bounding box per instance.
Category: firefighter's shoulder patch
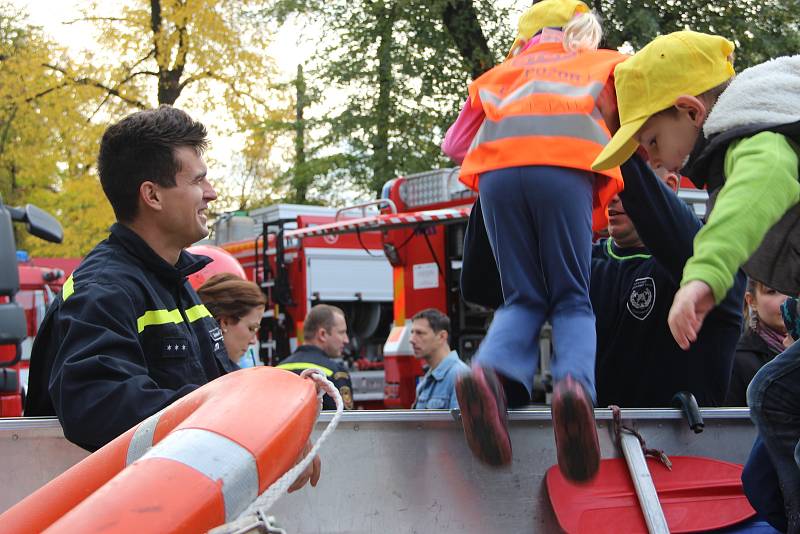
[339,385,354,410]
[332,371,350,381]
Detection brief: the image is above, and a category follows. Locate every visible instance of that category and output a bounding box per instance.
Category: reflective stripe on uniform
[136,428,259,521]
[137,305,212,333]
[185,304,212,322]
[126,409,164,465]
[470,113,610,152]
[479,80,604,110]
[137,309,184,333]
[62,275,75,302]
[276,362,334,377]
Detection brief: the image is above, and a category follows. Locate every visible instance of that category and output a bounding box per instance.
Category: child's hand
[668,280,715,350]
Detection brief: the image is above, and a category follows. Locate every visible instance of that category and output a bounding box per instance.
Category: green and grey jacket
[683,55,800,297]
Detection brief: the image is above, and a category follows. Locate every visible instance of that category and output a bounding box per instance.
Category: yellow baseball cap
[592,31,735,171]
[508,0,589,58]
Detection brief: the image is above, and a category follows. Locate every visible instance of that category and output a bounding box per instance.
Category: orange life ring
[1,367,318,533]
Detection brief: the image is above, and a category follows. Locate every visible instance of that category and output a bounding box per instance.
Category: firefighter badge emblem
[627,277,655,321]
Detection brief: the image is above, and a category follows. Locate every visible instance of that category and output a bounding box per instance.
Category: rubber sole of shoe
[456,371,512,467]
[553,387,600,483]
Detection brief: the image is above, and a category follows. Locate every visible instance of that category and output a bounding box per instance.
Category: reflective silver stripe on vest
[479,80,604,110]
[470,113,610,151]
[126,409,163,465]
[137,428,259,520]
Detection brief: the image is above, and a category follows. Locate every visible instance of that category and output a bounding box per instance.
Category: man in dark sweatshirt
[461,154,745,407]
[591,155,745,407]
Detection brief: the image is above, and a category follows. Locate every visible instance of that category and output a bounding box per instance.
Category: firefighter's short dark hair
[412,308,450,340]
[98,105,209,223]
[303,304,345,341]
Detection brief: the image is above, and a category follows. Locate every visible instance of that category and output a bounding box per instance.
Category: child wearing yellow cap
[592,31,800,530]
[447,0,628,484]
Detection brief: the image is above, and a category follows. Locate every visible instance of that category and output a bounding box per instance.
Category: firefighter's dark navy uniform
[277,345,353,410]
[25,223,237,451]
[591,156,745,407]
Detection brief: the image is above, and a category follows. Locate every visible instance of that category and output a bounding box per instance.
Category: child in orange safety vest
[444,0,628,483]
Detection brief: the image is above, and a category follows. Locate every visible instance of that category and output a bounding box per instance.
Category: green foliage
[2,1,297,255]
[266,0,798,200]
[0,4,112,256]
[593,0,800,69]
[72,0,294,214]
[268,0,512,197]
[4,0,800,257]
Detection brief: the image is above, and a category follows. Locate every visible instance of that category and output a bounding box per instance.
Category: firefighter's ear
[316,327,328,342]
[139,181,163,212]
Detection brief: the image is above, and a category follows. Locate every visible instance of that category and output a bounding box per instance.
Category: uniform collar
[295,344,326,355]
[430,351,460,381]
[605,238,651,261]
[109,223,211,283]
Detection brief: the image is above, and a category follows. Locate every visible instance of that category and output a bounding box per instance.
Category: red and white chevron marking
[285,206,472,240]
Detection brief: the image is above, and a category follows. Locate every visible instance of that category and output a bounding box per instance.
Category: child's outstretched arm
[441,97,485,164]
[668,131,800,349]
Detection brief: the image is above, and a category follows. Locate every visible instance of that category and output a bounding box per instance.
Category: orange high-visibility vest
[460,42,628,231]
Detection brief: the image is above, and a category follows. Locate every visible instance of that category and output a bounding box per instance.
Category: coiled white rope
[211,369,343,534]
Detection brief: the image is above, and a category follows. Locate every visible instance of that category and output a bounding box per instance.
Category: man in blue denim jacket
[411,309,469,409]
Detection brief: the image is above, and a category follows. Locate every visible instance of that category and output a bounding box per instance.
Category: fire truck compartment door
[305,248,392,301]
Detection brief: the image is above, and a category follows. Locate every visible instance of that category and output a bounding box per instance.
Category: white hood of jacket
[704,55,800,138]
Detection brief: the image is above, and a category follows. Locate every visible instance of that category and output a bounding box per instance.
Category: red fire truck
[0,202,67,417]
[216,204,396,408]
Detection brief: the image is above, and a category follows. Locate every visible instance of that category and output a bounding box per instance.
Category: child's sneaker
[455,365,513,467]
[551,375,600,483]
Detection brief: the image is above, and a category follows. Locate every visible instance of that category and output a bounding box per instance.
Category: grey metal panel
[0,419,89,512]
[304,248,392,302]
[0,410,756,533]
[271,410,756,533]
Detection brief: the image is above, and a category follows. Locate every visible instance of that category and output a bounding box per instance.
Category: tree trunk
[370,1,396,193]
[158,70,182,105]
[150,0,184,105]
[441,0,495,79]
[292,64,309,203]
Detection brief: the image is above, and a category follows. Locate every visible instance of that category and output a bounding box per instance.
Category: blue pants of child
[475,165,596,402]
[747,340,800,533]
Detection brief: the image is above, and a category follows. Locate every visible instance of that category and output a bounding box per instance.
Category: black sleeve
[460,197,503,309]
[48,283,197,451]
[619,154,702,284]
[724,354,748,406]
